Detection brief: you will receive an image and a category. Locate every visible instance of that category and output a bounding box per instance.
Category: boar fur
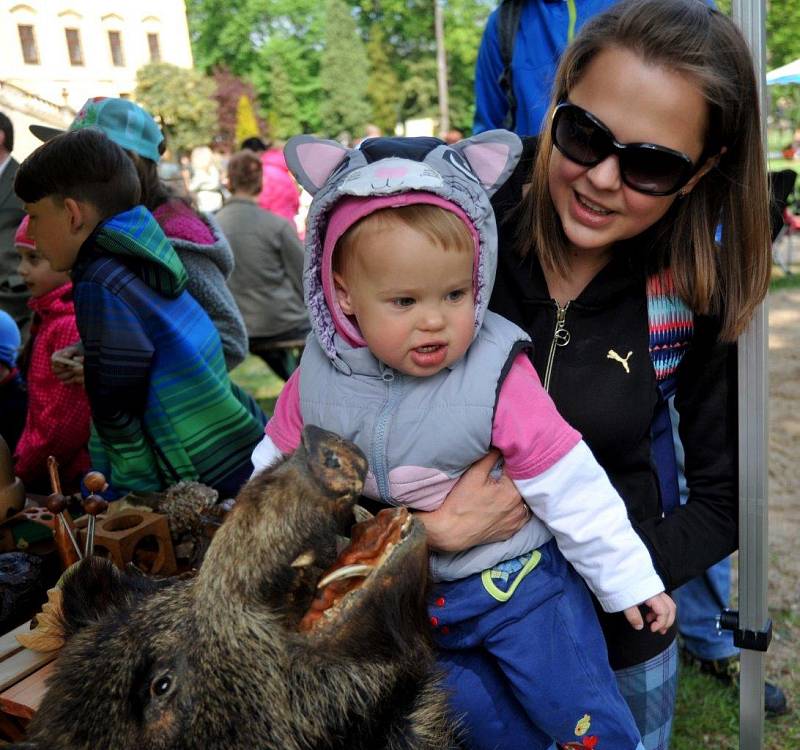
[14,426,462,750]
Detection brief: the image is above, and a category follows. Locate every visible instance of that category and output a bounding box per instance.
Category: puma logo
[607,349,633,374]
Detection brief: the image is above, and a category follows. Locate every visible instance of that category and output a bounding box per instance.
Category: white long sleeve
[514,440,664,612]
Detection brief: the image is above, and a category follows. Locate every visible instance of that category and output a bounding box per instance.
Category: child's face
[548,46,712,260]
[335,221,475,377]
[23,196,85,272]
[16,244,70,298]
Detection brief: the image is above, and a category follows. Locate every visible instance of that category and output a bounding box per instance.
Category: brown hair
[126,151,171,211]
[518,0,770,342]
[334,203,473,278]
[226,150,263,196]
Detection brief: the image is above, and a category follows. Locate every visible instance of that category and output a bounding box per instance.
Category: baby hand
[623,592,676,634]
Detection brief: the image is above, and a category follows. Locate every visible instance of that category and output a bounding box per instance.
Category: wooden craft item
[77,511,176,575]
[46,457,81,568]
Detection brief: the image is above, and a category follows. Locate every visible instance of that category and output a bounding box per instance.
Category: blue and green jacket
[72,206,265,496]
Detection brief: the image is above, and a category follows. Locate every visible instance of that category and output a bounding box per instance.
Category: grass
[229,354,285,416]
[672,608,799,749]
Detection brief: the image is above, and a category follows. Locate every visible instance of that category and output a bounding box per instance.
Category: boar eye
[151,674,174,698]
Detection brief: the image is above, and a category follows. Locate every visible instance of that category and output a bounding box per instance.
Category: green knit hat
[30,97,164,162]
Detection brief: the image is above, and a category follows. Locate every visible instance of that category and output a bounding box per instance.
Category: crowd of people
[0,0,785,747]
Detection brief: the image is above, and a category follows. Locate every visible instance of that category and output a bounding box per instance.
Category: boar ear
[301,425,367,500]
[448,129,522,197]
[284,135,351,195]
[60,557,152,638]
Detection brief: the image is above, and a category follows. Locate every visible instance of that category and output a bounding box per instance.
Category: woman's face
[548,46,710,260]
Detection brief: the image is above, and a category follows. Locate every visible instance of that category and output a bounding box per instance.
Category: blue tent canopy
[767,57,800,85]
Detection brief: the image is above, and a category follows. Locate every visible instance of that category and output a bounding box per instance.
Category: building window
[17,25,39,65]
[65,28,84,66]
[147,32,161,62]
[108,30,125,67]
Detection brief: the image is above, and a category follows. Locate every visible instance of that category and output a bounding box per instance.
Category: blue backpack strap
[647,271,694,515]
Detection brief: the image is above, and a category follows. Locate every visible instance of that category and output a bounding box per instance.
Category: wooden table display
[0,622,55,740]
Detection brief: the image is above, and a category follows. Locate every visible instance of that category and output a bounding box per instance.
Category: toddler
[13,215,90,493]
[251,132,676,749]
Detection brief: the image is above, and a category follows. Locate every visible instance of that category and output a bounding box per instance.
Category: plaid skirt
[614,640,679,750]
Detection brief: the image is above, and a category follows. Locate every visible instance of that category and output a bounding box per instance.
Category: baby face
[335,220,475,377]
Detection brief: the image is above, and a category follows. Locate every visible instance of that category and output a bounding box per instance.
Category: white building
[0,0,193,159]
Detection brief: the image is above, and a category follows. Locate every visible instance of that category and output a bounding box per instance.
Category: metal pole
[730,1,769,747]
[434,0,450,134]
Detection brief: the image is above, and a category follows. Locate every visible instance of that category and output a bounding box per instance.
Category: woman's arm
[636,316,738,590]
[416,449,528,552]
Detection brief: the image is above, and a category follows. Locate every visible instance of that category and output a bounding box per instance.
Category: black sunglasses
[551,102,703,196]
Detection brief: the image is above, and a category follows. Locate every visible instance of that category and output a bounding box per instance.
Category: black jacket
[489,138,738,668]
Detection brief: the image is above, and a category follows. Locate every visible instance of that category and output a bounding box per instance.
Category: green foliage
[265,53,303,141]
[135,63,217,154]
[320,0,371,138]
[186,0,492,137]
[366,25,402,135]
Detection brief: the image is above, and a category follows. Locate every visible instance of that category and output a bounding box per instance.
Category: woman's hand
[416,450,527,552]
[51,344,85,386]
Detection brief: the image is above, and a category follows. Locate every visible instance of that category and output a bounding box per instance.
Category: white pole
[730,1,770,747]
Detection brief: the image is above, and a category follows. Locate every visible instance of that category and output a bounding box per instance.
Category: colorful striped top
[72,206,265,495]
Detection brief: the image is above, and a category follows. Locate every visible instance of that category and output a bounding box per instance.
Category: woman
[419,1,771,748]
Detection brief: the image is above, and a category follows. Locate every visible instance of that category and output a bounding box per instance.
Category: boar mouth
[298,507,421,632]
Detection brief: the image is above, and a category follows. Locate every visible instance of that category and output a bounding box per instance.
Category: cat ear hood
[284,131,522,360]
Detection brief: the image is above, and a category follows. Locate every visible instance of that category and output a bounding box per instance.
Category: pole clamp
[717,608,773,652]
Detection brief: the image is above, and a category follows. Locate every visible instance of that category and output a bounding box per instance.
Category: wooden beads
[83,471,108,494]
[83,495,108,516]
[45,493,68,515]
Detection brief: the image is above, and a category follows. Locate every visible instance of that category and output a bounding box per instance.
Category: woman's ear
[333,271,355,315]
[679,146,727,197]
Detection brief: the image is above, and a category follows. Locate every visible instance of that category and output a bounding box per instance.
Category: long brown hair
[518,0,770,342]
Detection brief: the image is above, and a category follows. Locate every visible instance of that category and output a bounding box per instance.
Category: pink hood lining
[320,193,480,348]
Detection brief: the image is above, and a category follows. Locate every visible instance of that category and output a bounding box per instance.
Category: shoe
[681,651,790,717]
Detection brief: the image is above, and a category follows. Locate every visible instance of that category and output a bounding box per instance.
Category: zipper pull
[554,304,571,347]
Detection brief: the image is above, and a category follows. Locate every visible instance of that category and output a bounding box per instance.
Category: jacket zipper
[373,367,403,503]
[543,301,570,392]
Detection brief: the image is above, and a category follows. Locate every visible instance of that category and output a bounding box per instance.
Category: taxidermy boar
[14,426,462,750]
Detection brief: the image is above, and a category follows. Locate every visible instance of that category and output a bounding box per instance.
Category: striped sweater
[72,206,265,495]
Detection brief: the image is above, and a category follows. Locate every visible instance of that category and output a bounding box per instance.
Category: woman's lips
[570,190,616,228]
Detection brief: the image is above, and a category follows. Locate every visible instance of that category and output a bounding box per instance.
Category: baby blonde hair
[334,203,473,279]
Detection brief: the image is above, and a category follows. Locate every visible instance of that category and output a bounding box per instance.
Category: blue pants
[674,557,736,660]
[431,540,644,750]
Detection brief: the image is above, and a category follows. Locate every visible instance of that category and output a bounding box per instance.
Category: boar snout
[301,426,367,501]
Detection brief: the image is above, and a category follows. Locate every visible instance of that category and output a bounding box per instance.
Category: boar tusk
[353,505,374,523]
[317,564,373,588]
[291,551,316,568]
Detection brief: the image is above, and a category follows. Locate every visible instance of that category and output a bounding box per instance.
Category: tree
[213,67,266,152]
[319,0,371,138]
[264,52,303,141]
[135,63,217,154]
[235,94,261,145]
[366,25,402,135]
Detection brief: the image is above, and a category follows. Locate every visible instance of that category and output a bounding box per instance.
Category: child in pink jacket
[13,216,90,493]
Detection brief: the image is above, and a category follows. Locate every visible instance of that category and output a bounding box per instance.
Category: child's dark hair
[0,112,14,153]
[15,129,141,218]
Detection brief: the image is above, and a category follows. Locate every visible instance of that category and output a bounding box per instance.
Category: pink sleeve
[264,368,304,453]
[491,353,581,480]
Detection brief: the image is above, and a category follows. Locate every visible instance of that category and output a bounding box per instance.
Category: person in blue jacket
[473,0,616,135]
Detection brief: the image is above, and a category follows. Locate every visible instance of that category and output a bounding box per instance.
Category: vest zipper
[543,301,570,393]
[373,368,403,503]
